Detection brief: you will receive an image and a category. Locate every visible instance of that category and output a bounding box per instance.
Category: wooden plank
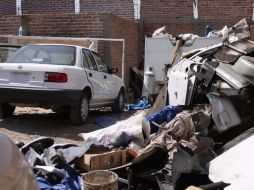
[1,35,92,47]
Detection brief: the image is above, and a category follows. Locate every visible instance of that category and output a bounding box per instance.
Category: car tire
[112,89,125,113]
[0,103,15,118]
[70,93,89,125]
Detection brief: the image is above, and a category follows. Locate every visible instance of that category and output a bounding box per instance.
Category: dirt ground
[0,107,135,145]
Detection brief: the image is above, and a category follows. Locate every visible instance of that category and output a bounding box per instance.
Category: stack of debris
[1,19,254,190]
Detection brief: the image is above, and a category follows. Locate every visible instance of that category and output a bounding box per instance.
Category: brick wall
[0,13,139,88]
[28,13,103,37]
[0,1,16,15]
[199,0,253,19]
[141,0,254,36]
[0,13,104,42]
[20,0,135,20]
[0,15,20,35]
[80,0,135,20]
[22,0,75,14]
[141,0,193,20]
[106,13,138,86]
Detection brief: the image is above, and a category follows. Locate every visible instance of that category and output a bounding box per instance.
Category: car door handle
[89,73,92,77]
[104,75,107,79]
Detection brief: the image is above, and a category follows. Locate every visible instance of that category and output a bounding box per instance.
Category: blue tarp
[96,117,118,128]
[126,97,152,110]
[37,172,82,190]
[147,105,182,133]
[205,26,214,37]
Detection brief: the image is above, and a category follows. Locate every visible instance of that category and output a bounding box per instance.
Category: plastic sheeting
[80,111,147,147]
[126,97,152,110]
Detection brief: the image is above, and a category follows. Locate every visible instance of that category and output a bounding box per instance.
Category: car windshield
[0,46,20,63]
[7,45,76,65]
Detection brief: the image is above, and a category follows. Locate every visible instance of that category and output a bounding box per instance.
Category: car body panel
[0,44,124,109]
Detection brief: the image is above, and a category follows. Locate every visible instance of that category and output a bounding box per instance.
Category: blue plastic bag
[126,97,152,110]
[147,105,182,133]
[37,171,82,190]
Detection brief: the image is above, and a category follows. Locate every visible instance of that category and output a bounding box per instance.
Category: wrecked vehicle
[168,38,254,134]
[0,44,125,125]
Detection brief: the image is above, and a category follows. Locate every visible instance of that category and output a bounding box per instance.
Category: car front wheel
[70,93,89,125]
[112,89,125,113]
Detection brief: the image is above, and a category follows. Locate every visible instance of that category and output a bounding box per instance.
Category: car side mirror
[110,68,118,74]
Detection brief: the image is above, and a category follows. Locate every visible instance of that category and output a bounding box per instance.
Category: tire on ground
[70,93,89,125]
[0,103,15,118]
[112,89,125,113]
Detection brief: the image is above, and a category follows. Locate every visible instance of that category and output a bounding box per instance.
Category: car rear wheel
[112,89,125,113]
[0,103,15,118]
[70,93,89,125]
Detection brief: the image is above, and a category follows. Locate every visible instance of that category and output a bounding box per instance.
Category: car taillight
[44,72,68,83]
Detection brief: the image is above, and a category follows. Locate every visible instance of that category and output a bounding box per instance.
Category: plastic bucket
[82,170,118,190]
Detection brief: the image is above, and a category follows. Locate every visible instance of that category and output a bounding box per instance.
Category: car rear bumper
[0,86,82,106]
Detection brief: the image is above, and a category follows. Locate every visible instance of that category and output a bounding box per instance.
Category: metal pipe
[122,39,126,81]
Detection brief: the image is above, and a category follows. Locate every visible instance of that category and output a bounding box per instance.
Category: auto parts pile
[1,19,254,190]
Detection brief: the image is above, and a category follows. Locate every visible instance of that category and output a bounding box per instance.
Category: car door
[82,49,107,104]
[91,51,119,101]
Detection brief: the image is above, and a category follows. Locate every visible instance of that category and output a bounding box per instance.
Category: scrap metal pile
[1,19,254,190]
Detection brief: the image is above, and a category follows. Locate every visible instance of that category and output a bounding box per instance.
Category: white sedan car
[0,44,125,125]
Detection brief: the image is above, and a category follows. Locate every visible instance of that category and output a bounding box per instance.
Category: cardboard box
[76,149,127,171]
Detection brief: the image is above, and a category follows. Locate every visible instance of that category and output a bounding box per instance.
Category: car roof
[25,43,90,50]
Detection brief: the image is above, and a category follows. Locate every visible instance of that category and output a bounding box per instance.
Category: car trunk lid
[0,63,61,88]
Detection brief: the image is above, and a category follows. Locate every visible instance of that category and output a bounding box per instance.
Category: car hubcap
[81,98,88,121]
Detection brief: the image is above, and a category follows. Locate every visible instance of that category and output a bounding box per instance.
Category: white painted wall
[133,0,141,19]
[193,0,198,19]
[16,0,22,15]
[75,0,80,14]
[252,0,254,21]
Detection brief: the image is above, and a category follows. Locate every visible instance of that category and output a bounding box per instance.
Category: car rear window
[7,45,76,65]
[0,47,20,63]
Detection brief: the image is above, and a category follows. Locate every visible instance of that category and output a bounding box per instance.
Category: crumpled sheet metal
[172,137,216,189]
[208,18,250,43]
[133,112,198,163]
[0,135,39,190]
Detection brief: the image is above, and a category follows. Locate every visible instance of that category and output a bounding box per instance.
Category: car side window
[82,49,98,71]
[92,52,108,73]
[82,49,90,69]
